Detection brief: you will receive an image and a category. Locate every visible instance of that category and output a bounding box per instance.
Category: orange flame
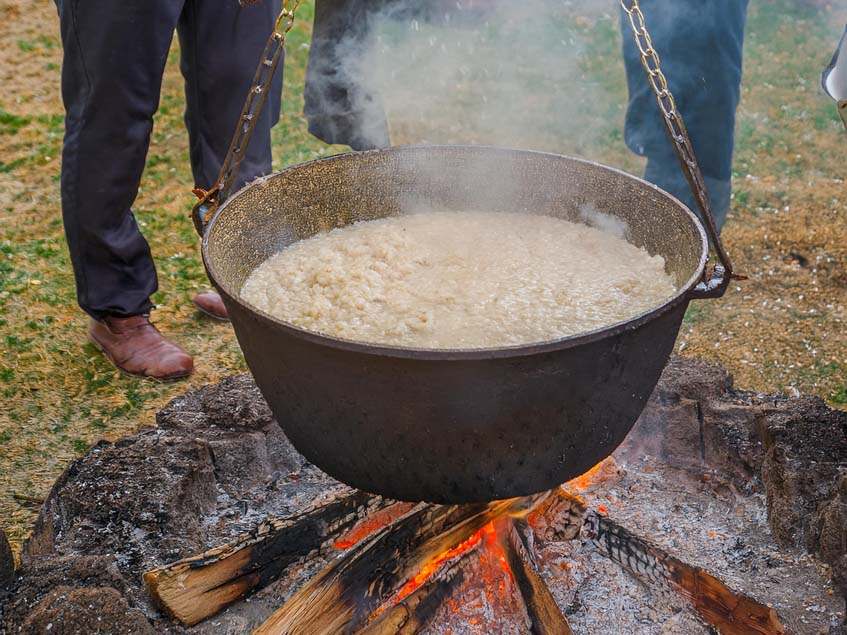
[333,502,417,550]
[391,528,485,604]
[480,522,514,581]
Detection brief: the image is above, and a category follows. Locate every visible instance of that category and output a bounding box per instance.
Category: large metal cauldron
[198,145,717,503]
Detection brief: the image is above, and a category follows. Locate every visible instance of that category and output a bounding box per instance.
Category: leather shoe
[88,315,193,381]
[192,291,229,321]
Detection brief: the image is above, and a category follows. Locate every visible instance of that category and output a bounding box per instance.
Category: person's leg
[56,0,193,379]
[178,0,284,320]
[55,0,184,318]
[620,0,748,230]
[178,0,283,193]
[304,0,390,150]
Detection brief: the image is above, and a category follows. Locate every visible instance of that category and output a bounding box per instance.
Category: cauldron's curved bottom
[227,295,687,503]
[202,146,707,503]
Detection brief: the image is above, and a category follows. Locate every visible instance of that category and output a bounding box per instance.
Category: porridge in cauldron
[240,210,677,349]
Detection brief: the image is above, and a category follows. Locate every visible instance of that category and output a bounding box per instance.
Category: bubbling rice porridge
[240,211,677,349]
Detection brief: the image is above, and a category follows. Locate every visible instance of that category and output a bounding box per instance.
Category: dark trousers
[621,0,748,230]
[305,0,390,150]
[55,0,282,319]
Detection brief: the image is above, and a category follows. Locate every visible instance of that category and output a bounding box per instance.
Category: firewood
[527,487,587,543]
[352,556,469,635]
[585,512,788,635]
[253,494,549,635]
[498,518,575,635]
[143,490,382,626]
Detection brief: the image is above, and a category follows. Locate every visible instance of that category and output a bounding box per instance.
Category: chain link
[620,0,737,294]
[192,0,302,232]
[194,0,738,296]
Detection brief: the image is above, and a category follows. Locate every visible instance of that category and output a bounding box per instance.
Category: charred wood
[143,490,382,626]
[584,512,788,635]
[498,518,575,635]
[528,488,587,543]
[352,557,469,635]
[253,494,548,635]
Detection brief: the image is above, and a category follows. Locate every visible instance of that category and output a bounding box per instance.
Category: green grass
[17,34,59,52]
[0,111,32,135]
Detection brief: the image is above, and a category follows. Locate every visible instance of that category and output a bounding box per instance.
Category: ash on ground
[0,357,845,635]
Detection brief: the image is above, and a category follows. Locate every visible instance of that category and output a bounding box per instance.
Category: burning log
[352,557,469,635]
[254,494,548,635]
[498,518,575,635]
[527,487,588,542]
[584,512,788,635]
[144,479,789,635]
[143,490,384,626]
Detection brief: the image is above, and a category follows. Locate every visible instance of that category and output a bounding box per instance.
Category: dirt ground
[0,0,845,559]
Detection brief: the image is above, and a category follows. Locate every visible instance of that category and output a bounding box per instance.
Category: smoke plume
[322,0,627,154]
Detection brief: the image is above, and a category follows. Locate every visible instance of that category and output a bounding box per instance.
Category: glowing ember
[481,522,514,582]
[333,502,417,550]
[369,518,524,622]
[391,529,485,604]
[562,456,621,492]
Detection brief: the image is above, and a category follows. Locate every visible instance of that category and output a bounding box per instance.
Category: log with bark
[583,510,788,635]
[143,490,384,626]
[253,494,548,635]
[497,518,575,635]
[143,486,789,635]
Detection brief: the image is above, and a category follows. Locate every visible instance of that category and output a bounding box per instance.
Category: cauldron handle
[191,1,302,236]
[621,0,743,299]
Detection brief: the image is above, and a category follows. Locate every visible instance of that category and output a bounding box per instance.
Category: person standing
[54,0,284,380]
[620,0,748,231]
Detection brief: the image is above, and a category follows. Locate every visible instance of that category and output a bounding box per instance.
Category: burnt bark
[586,512,788,635]
[758,394,847,599]
[144,491,384,626]
[254,495,547,635]
[352,557,469,635]
[498,519,575,635]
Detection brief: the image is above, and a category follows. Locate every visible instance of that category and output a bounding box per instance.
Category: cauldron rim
[202,145,709,361]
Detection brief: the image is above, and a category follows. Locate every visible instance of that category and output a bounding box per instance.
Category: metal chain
[192,0,302,234]
[194,0,739,297]
[620,0,738,296]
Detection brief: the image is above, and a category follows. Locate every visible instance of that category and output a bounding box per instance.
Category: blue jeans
[621,0,748,230]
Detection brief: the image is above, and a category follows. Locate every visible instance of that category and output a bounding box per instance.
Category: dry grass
[0,0,845,558]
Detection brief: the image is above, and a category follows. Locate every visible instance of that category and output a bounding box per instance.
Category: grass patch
[0,110,32,135]
[17,34,59,52]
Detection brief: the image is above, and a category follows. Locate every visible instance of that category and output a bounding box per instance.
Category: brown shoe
[88,315,193,381]
[192,291,229,321]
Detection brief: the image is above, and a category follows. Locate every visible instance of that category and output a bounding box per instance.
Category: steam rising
[579,203,629,240]
[320,0,627,153]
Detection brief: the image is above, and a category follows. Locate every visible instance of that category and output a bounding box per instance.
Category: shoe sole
[88,334,193,383]
[192,300,231,322]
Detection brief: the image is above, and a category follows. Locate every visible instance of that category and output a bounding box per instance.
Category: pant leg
[304,0,390,150]
[620,0,748,230]
[178,0,283,192]
[55,0,183,318]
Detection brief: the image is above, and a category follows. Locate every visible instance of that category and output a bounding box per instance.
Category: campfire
[143,457,785,635]
[5,358,843,635]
